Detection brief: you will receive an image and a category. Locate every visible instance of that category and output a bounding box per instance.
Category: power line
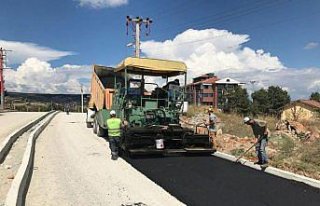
[154,0,207,19]
[153,0,287,37]
[140,9,320,55]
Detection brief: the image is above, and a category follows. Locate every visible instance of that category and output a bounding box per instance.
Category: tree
[251,86,290,116]
[267,86,290,114]
[225,86,251,115]
[310,92,320,102]
[251,88,269,115]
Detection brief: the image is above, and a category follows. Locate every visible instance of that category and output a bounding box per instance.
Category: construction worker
[163,79,180,100]
[207,106,217,144]
[106,110,122,160]
[243,117,269,167]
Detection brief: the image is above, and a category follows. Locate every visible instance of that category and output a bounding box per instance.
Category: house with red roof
[281,99,320,121]
[186,73,244,109]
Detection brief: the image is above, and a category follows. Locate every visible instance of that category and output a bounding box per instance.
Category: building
[215,78,244,109]
[186,73,218,106]
[186,73,243,109]
[281,100,320,121]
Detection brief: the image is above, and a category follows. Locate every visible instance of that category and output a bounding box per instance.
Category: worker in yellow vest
[106,110,123,160]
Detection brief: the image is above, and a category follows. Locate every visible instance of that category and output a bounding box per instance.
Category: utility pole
[126,16,152,57]
[0,48,5,110]
[81,85,84,113]
[0,48,12,110]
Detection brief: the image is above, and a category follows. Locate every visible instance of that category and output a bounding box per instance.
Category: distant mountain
[4,92,90,112]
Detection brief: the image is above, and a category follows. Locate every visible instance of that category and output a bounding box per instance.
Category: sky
[0,0,320,99]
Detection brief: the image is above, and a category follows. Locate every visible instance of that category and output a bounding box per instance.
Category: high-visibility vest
[106,118,121,137]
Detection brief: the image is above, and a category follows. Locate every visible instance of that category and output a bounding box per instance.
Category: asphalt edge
[4,111,58,206]
[0,111,54,163]
[213,151,320,190]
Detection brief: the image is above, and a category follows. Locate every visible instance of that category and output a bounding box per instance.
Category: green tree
[310,92,320,102]
[251,88,269,115]
[267,86,290,114]
[225,87,251,115]
[249,86,290,116]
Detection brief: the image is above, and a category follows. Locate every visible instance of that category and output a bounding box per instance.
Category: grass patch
[299,140,320,166]
[218,113,253,138]
[185,105,208,118]
[230,148,245,156]
[270,134,295,162]
[218,113,278,138]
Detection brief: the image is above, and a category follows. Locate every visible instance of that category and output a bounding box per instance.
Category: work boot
[260,161,268,168]
[254,161,262,165]
[111,155,118,160]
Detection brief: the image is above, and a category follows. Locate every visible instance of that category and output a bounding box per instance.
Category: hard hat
[208,107,213,112]
[243,117,250,123]
[110,110,116,116]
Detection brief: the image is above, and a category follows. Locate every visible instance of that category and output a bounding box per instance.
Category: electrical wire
[140,2,319,53]
[153,0,287,38]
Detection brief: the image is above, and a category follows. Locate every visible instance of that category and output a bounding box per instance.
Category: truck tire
[86,109,95,128]
[86,122,93,128]
[97,123,107,137]
[93,119,98,134]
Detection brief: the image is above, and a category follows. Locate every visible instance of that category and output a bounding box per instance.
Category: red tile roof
[188,76,219,86]
[299,100,320,109]
[199,76,219,84]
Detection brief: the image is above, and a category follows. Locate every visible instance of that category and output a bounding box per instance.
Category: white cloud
[304,42,319,50]
[4,58,91,94]
[141,28,320,100]
[141,29,284,79]
[77,0,128,8]
[0,40,74,65]
[217,67,320,100]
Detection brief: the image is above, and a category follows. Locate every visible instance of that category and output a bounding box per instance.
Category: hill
[3,92,90,112]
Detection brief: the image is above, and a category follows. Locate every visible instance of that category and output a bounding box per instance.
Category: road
[125,155,320,206]
[26,113,184,206]
[0,112,45,143]
[26,112,320,206]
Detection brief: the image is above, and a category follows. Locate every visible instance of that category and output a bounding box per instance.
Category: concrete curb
[0,111,54,163]
[213,151,320,189]
[5,111,58,206]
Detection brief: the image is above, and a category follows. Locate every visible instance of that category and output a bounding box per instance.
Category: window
[203,85,212,89]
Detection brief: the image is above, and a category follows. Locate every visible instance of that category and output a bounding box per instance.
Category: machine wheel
[120,137,132,158]
[86,122,93,128]
[86,112,93,128]
[97,123,107,137]
[93,119,98,134]
[120,147,131,158]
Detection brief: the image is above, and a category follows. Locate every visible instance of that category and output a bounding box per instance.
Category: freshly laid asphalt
[124,155,320,206]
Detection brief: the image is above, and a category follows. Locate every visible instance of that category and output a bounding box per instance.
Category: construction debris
[276,120,320,141]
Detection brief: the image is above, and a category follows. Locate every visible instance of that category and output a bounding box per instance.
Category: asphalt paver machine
[87,57,215,155]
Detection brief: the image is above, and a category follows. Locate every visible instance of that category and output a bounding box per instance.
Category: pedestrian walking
[106,110,122,160]
[243,117,269,167]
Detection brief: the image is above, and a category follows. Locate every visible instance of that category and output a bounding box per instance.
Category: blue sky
[1,0,320,98]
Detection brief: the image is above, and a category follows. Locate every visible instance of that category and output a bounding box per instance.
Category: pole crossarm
[126,16,153,58]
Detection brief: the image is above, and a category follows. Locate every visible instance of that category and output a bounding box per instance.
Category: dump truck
[86,57,215,155]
